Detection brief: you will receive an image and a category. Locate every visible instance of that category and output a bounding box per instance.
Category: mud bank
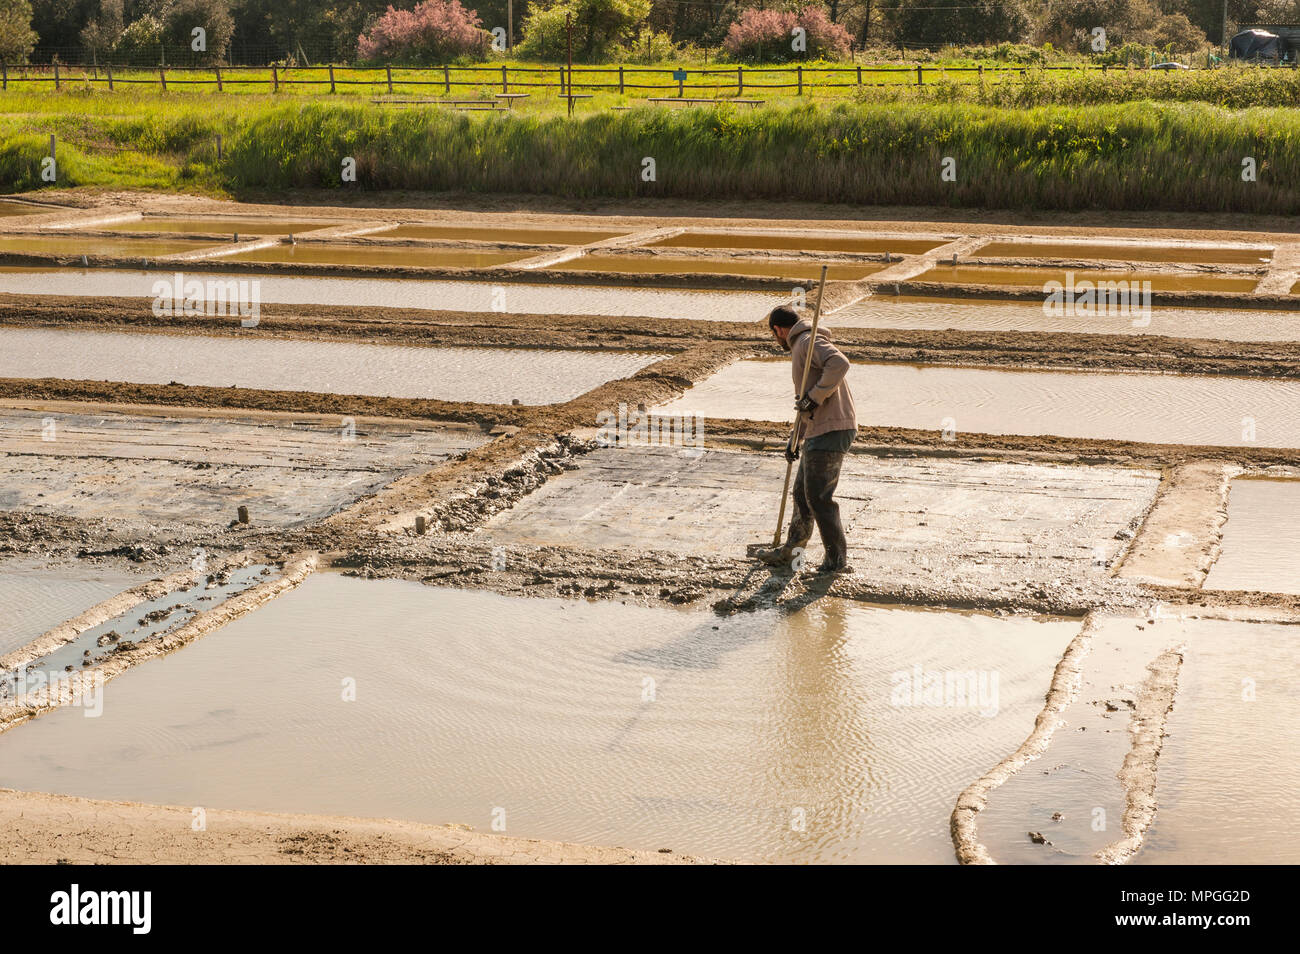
[0,789,709,864]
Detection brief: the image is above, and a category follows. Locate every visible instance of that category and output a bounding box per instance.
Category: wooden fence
[0,61,1121,98]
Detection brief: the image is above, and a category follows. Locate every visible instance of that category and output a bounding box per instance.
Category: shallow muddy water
[0,202,44,218]
[1204,479,1300,594]
[99,217,343,236]
[0,576,1076,863]
[1,565,271,697]
[913,265,1259,294]
[658,359,1300,448]
[0,268,785,322]
[830,298,1300,343]
[550,255,882,282]
[379,224,627,245]
[648,232,945,256]
[0,327,662,404]
[0,562,137,657]
[0,235,223,260]
[976,241,1271,266]
[1131,616,1300,865]
[977,618,1176,864]
[222,244,535,269]
[977,613,1300,865]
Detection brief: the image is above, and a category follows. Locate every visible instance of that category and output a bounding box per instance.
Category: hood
[789,318,832,345]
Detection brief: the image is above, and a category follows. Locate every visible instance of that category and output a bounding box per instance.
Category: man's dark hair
[767,305,799,329]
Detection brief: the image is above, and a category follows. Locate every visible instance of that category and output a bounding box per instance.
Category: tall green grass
[2,94,1297,213]
[221,100,1300,213]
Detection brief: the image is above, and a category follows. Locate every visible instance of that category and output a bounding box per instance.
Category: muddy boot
[753,546,790,566]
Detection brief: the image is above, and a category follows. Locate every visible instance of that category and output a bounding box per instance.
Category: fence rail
[0,61,1133,98]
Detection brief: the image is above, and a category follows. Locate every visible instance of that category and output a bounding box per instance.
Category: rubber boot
[815,507,853,574]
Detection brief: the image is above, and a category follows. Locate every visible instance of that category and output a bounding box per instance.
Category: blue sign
[672,70,687,81]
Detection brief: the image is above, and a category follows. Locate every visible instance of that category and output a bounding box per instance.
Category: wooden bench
[495,93,529,108]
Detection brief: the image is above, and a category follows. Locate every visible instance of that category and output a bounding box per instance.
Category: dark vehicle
[1230,28,1291,62]
[1151,62,1190,70]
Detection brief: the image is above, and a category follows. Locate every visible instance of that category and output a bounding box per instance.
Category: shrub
[356,0,492,65]
[723,7,851,64]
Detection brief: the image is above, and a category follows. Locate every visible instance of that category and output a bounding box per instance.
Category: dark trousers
[784,449,848,565]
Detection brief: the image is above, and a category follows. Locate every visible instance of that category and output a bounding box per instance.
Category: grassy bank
[2,94,1297,213]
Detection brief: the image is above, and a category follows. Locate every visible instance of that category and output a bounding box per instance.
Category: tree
[162,0,234,62]
[81,0,125,61]
[516,0,650,61]
[1036,0,1207,52]
[355,0,491,63]
[0,0,37,61]
[885,0,1032,47]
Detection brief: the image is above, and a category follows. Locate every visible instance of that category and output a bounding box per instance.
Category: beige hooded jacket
[788,318,857,443]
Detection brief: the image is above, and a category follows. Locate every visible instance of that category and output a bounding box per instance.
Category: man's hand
[795,394,819,416]
[784,442,799,463]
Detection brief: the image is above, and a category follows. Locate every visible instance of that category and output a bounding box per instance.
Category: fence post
[215,65,222,92]
[857,65,862,87]
[329,64,335,94]
[559,65,565,94]
[106,63,112,90]
[53,62,60,91]
[797,64,803,95]
[677,70,684,97]
[386,65,393,94]
[916,64,922,86]
[737,66,742,95]
[619,65,624,94]
[272,65,278,92]
[1,64,6,91]
[159,66,166,91]
[444,65,450,94]
[216,133,222,159]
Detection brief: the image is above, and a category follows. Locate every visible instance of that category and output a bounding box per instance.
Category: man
[755,305,857,574]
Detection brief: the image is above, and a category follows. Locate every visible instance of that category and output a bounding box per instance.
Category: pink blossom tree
[723,6,852,63]
[357,1,492,64]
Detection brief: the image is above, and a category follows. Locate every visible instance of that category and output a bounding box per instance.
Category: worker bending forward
[755,305,857,574]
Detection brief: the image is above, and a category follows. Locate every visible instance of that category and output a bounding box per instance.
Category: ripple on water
[0,576,1076,863]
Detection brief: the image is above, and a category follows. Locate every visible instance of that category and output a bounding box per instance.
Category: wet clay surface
[0,403,488,528]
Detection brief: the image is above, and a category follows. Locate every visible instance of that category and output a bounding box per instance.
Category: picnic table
[371,98,503,110]
[647,97,765,108]
[495,93,529,108]
[434,99,504,110]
